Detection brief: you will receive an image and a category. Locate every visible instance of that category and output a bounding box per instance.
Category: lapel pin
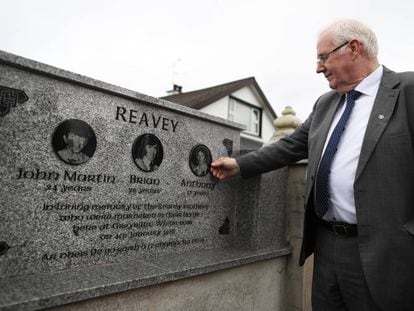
[378,114,385,120]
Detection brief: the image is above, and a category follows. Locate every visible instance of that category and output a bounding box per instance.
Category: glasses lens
[317,56,326,64]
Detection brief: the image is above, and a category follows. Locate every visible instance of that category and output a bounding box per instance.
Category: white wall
[200,96,229,119]
[232,87,261,108]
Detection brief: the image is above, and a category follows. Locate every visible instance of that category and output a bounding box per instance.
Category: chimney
[167,84,183,95]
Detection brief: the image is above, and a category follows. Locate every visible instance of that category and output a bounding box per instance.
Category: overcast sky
[1,0,413,121]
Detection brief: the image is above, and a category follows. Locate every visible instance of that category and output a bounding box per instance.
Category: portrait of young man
[132,133,163,172]
[190,144,212,177]
[52,119,96,165]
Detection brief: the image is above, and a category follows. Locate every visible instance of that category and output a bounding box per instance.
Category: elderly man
[211,19,414,310]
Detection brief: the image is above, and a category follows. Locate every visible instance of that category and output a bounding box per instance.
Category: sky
[1,0,413,121]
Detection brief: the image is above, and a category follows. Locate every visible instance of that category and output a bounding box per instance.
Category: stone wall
[0,50,293,311]
[48,162,309,311]
[47,116,311,311]
[49,258,287,311]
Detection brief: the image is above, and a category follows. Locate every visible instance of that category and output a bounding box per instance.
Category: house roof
[161,77,277,119]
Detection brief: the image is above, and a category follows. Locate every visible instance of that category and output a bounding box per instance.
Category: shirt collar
[355,65,383,97]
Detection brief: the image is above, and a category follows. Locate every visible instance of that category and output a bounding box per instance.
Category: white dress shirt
[322,65,383,223]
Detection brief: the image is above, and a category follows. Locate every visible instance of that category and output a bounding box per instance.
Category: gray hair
[321,19,379,58]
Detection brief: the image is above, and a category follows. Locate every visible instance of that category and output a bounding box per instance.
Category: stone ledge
[0,247,291,311]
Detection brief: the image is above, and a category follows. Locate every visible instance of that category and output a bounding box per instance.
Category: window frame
[228,96,262,137]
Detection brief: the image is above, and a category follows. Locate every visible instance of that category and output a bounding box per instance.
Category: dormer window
[228,96,262,137]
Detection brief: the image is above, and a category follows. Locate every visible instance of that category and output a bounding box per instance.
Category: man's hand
[210,157,240,180]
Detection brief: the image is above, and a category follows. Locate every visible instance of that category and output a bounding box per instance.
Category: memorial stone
[0,50,290,310]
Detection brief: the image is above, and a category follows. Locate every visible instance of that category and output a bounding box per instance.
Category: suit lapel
[306,94,343,207]
[355,68,400,181]
[308,94,344,183]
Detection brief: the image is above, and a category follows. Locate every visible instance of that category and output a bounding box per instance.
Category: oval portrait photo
[189,144,212,177]
[52,119,97,165]
[132,134,163,172]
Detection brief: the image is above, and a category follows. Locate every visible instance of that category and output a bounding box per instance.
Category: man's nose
[316,62,325,74]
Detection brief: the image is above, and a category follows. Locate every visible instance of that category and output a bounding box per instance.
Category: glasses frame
[317,41,349,65]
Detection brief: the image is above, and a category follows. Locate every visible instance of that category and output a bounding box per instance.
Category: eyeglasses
[317,41,349,65]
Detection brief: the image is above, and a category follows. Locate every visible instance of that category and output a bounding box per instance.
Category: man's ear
[350,39,362,56]
[63,135,68,144]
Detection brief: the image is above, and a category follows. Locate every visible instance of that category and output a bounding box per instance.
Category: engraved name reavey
[115,106,179,132]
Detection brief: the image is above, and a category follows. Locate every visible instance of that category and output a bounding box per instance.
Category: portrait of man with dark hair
[189,145,212,177]
[52,119,96,165]
[132,134,163,172]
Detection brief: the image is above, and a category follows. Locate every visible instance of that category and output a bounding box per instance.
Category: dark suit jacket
[236,67,414,310]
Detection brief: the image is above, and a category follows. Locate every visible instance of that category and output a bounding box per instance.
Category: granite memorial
[0,50,290,310]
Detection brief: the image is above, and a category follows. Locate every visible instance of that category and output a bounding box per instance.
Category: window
[228,97,262,136]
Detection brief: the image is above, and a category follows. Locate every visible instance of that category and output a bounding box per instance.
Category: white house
[161,77,277,150]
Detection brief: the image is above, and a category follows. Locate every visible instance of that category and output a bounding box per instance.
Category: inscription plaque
[0,50,244,280]
[0,50,291,311]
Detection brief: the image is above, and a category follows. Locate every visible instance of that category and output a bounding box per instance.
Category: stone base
[49,257,287,311]
[1,247,290,310]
